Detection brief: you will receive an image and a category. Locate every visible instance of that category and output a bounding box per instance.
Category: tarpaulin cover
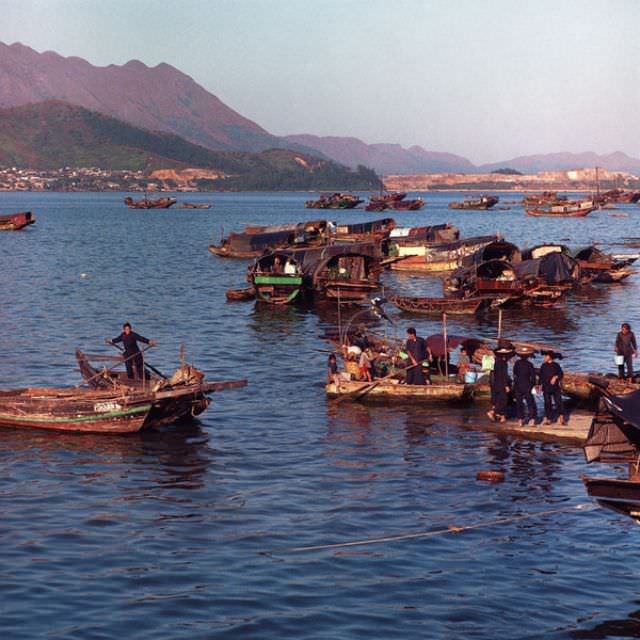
[256,242,380,281]
[335,218,395,235]
[513,252,578,284]
[228,229,297,252]
[521,244,570,261]
[390,224,459,243]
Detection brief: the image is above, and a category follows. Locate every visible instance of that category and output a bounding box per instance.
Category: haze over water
[2,191,640,639]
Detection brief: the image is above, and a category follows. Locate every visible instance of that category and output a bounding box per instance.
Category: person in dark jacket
[488,347,512,423]
[108,323,156,379]
[538,351,565,425]
[615,322,637,382]
[404,327,430,385]
[513,348,538,426]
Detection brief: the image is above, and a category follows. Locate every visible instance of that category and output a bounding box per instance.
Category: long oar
[108,342,167,379]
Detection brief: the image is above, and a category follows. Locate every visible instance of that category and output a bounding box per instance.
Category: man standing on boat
[538,351,565,425]
[615,322,637,383]
[405,327,430,385]
[512,348,538,427]
[107,323,156,379]
[488,346,513,423]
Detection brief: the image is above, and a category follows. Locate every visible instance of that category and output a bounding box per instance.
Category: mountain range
[1,41,640,176]
[0,101,380,190]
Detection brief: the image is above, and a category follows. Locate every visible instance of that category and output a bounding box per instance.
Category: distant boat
[522,192,568,207]
[389,198,425,211]
[448,195,499,210]
[305,193,363,209]
[526,199,596,217]
[178,202,212,209]
[0,211,35,231]
[124,195,177,209]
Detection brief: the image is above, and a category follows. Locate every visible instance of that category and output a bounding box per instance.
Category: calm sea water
[1,191,640,639]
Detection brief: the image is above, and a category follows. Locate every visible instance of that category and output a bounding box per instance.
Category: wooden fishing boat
[0,387,154,434]
[389,295,491,315]
[305,193,363,209]
[74,348,247,431]
[365,201,389,212]
[326,379,472,403]
[582,476,640,521]
[249,242,382,305]
[526,199,596,217]
[178,202,211,209]
[390,235,499,273]
[562,372,640,405]
[225,287,255,301]
[209,220,330,259]
[582,385,640,521]
[389,198,425,211]
[334,218,396,243]
[572,246,637,283]
[124,196,177,209]
[598,189,640,205]
[522,192,568,207]
[448,195,499,210]
[0,211,35,231]
[370,192,406,204]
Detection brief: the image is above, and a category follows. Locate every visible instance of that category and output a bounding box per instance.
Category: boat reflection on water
[570,608,640,639]
[0,420,213,491]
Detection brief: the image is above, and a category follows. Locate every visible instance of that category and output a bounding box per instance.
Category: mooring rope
[278,502,597,554]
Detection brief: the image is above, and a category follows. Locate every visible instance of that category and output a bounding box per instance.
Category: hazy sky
[0,0,637,163]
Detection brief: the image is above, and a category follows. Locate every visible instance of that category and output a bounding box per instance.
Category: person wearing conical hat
[538,351,565,425]
[513,347,538,427]
[488,346,513,423]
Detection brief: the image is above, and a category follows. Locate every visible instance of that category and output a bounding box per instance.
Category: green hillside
[0,101,381,190]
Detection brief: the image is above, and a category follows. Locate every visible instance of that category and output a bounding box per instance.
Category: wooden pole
[497,308,503,339]
[443,312,449,378]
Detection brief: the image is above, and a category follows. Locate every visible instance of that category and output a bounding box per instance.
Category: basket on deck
[344,360,360,378]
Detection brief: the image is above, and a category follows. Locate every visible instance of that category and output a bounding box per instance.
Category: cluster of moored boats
[305,191,425,211]
[212,215,637,311]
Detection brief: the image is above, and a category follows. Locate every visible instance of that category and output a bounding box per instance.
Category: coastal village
[2,164,638,193]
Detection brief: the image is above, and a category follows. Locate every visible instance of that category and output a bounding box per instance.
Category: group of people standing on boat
[488,345,565,426]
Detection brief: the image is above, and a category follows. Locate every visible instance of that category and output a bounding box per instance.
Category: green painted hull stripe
[0,404,151,424]
[254,276,303,285]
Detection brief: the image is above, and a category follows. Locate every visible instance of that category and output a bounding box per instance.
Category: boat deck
[460,412,592,445]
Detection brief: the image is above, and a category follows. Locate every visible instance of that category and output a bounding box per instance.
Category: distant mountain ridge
[1,41,639,176]
[478,151,640,175]
[0,41,279,152]
[0,101,381,190]
[283,134,475,174]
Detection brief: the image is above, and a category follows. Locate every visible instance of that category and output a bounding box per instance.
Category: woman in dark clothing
[615,322,637,382]
[488,347,512,423]
[539,352,565,425]
[513,348,537,427]
[108,322,156,379]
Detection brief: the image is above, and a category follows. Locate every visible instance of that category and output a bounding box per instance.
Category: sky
[0,0,638,164]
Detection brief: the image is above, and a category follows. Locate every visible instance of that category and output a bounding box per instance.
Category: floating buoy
[80,273,88,279]
[476,470,505,483]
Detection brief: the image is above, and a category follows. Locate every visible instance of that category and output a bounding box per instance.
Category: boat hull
[253,274,303,304]
[0,388,152,434]
[0,211,35,231]
[583,476,640,521]
[390,295,488,315]
[326,379,472,403]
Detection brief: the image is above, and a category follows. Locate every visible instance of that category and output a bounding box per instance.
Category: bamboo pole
[443,312,449,378]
